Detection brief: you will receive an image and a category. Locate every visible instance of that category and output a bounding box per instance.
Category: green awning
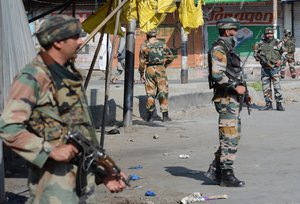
[205,0,270,3]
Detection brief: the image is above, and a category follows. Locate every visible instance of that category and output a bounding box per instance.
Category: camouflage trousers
[261,67,283,103]
[281,53,296,77]
[144,65,168,113]
[26,160,96,204]
[213,94,241,170]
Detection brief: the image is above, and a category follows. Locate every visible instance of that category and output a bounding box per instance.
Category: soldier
[139,29,174,122]
[205,17,248,187]
[281,28,296,79]
[253,27,286,111]
[0,15,126,203]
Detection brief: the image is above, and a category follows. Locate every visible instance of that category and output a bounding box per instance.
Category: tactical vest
[208,39,242,89]
[283,36,295,53]
[146,41,164,65]
[25,53,98,147]
[259,39,281,65]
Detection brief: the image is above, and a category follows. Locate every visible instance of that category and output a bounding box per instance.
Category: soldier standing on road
[253,27,287,111]
[280,28,296,79]
[139,29,174,122]
[0,15,126,203]
[205,17,247,187]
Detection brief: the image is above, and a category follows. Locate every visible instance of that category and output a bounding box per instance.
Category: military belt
[147,63,164,67]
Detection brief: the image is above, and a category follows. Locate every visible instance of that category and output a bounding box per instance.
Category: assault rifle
[237,77,251,115]
[256,54,273,68]
[65,130,130,196]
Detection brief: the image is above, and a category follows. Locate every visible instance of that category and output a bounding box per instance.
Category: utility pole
[123,20,136,127]
[180,27,188,84]
[273,0,278,38]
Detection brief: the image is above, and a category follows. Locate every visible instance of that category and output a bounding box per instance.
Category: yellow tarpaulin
[179,0,204,33]
[82,1,124,36]
[137,0,167,33]
[157,0,177,13]
[122,0,138,22]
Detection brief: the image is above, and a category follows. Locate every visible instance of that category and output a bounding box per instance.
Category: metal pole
[100,0,121,147]
[180,27,188,84]
[273,0,278,39]
[123,20,136,127]
[0,142,5,203]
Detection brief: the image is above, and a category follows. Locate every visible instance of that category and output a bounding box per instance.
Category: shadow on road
[164,166,219,185]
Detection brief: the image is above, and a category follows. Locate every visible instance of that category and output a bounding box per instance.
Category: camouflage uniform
[139,30,174,121]
[253,27,287,111]
[281,29,296,78]
[0,15,101,203]
[206,17,245,187]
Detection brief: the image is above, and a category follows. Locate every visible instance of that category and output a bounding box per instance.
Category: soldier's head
[216,17,240,37]
[36,14,82,50]
[284,28,292,37]
[146,29,157,39]
[264,27,274,41]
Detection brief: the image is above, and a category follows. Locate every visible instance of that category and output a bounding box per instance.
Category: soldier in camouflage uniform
[253,27,286,111]
[0,15,126,204]
[280,28,296,79]
[205,17,247,187]
[139,29,174,122]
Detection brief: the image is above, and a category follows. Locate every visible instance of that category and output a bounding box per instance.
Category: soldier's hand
[275,60,282,67]
[49,144,78,162]
[103,172,127,193]
[235,85,246,95]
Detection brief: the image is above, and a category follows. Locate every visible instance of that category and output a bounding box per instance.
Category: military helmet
[147,29,157,37]
[284,28,291,35]
[264,27,274,34]
[36,14,82,47]
[216,17,240,30]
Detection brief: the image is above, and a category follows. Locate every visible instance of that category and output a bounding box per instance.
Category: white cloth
[98,33,112,71]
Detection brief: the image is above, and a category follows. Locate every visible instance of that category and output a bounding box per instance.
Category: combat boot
[147,111,154,122]
[259,101,273,111]
[291,71,296,79]
[204,160,221,184]
[220,169,245,187]
[162,112,171,122]
[276,102,285,111]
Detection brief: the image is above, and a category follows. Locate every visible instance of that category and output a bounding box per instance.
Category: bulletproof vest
[146,40,164,65]
[208,39,242,89]
[259,39,281,64]
[26,53,98,146]
[283,36,295,53]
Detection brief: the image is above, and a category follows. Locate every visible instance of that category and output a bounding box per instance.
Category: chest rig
[27,52,98,146]
[208,39,242,89]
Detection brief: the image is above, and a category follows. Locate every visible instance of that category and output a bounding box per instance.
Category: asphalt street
[95,96,300,204]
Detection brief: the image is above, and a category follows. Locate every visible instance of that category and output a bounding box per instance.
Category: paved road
[95,99,300,204]
[4,95,300,204]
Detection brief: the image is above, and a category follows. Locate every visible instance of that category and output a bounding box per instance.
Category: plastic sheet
[179,0,204,33]
[0,0,36,111]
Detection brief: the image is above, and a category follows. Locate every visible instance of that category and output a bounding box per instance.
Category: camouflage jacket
[282,36,296,53]
[0,52,97,169]
[253,38,287,67]
[209,37,241,92]
[139,38,174,75]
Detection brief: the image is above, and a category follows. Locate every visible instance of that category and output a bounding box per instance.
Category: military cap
[36,14,82,47]
[147,29,157,37]
[216,18,240,30]
[264,27,274,34]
